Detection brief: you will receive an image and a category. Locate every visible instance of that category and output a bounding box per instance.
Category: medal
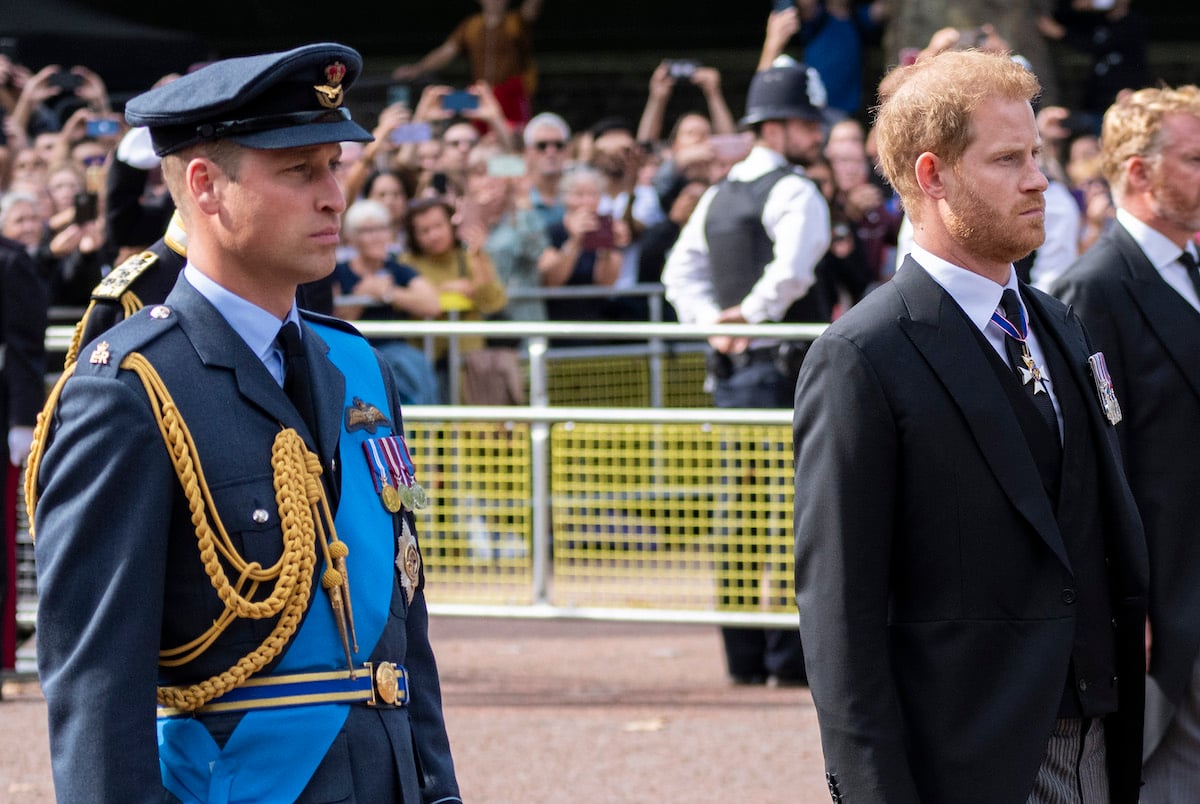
[410,483,429,510]
[381,483,403,513]
[1019,348,1050,395]
[396,517,421,603]
[398,483,415,511]
[1087,352,1122,425]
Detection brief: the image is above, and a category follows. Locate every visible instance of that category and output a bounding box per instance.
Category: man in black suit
[1049,84,1200,802]
[0,230,46,683]
[793,50,1148,803]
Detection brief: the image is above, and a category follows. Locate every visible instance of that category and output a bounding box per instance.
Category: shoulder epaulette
[92,251,160,301]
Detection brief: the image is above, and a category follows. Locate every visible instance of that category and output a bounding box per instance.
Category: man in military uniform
[29,44,461,802]
[661,59,832,687]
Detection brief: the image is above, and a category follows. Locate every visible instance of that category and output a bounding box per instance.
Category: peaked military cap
[125,42,374,156]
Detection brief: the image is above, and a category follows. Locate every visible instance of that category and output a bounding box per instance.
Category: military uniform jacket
[793,258,1148,803]
[34,277,460,803]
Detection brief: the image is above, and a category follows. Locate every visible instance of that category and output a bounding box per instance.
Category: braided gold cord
[23,363,78,542]
[114,353,324,711]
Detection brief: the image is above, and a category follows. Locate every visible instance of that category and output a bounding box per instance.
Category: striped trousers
[1027,718,1109,804]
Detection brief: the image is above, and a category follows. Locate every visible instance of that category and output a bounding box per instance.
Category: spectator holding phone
[41,160,107,306]
[401,196,507,402]
[538,165,629,339]
[332,200,441,405]
[391,0,545,128]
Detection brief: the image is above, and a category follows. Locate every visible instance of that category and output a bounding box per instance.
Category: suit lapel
[893,259,1071,571]
[1109,226,1200,401]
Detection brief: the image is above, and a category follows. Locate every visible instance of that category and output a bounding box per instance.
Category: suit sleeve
[793,331,921,803]
[34,373,177,801]
[2,247,48,428]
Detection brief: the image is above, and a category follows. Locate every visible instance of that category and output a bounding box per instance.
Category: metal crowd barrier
[30,313,827,636]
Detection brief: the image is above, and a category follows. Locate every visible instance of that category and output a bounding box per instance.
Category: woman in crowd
[332,199,441,406]
[401,196,507,403]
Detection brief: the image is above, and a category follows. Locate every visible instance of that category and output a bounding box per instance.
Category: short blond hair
[873,50,1041,222]
[1099,85,1200,202]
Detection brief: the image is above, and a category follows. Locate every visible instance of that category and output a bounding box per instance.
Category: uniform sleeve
[792,332,921,803]
[745,174,831,323]
[34,373,177,801]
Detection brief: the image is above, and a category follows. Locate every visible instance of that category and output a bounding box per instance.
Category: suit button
[1062,588,1077,604]
[1078,678,1088,692]
[1112,618,1118,629]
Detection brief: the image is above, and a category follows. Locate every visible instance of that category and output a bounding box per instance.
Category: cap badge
[314,61,347,109]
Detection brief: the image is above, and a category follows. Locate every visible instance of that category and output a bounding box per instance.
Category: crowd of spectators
[0,1,1168,411]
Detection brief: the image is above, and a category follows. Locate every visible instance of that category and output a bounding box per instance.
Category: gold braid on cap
[26,351,352,713]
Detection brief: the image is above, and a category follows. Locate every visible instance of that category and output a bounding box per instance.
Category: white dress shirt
[914,243,1063,436]
[1116,208,1200,313]
[662,145,831,325]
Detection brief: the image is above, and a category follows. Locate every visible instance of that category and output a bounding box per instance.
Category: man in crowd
[1050,84,1200,802]
[663,59,831,687]
[793,49,1147,802]
[29,43,460,802]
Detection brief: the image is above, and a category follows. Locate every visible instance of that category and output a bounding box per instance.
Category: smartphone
[581,214,615,251]
[86,118,121,138]
[49,72,84,91]
[431,172,448,195]
[386,84,410,107]
[74,191,98,223]
[772,0,795,11]
[708,133,753,162]
[665,60,699,80]
[487,153,526,177]
[389,122,432,145]
[441,90,479,113]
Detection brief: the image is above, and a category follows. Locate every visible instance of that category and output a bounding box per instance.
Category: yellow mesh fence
[408,421,535,605]
[543,347,712,408]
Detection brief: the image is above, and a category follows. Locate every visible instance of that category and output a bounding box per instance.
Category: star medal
[1087,351,1122,425]
[1019,348,1049,395]
[397,516,421,604]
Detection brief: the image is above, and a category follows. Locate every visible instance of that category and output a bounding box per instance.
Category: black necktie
[1180,250,1200,303]
[276,322,318,437]
[998,289,1060,445]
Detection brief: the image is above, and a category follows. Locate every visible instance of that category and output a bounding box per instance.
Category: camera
[580,214,615,251]
[440,90,479,112]
[389,122,432,145]
[74,191,98,224]
[86,118,121,138]
[665,60,699,80]
[49,71,84,91]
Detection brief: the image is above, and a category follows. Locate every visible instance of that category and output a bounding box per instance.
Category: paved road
[1,617,829,803]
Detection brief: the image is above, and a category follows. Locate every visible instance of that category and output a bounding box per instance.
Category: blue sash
[158,323,399,803]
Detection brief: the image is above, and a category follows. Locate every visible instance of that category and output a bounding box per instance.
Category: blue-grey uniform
[29,43,461,803]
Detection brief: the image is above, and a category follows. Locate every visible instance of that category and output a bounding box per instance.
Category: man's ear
[914,151,948,200]
[187,158,223,215]
[1124,154,1152,194]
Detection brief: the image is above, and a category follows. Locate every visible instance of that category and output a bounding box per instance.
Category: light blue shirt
[182,263,300,387]
[912,243,1063,437]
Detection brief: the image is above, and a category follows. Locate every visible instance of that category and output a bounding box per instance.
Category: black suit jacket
[1051,223,1200,755]
[794,257,1147,803]
[0,236,47,449]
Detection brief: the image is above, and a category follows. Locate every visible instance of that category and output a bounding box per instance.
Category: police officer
[662,58,831,686]
[29,44,461,802]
